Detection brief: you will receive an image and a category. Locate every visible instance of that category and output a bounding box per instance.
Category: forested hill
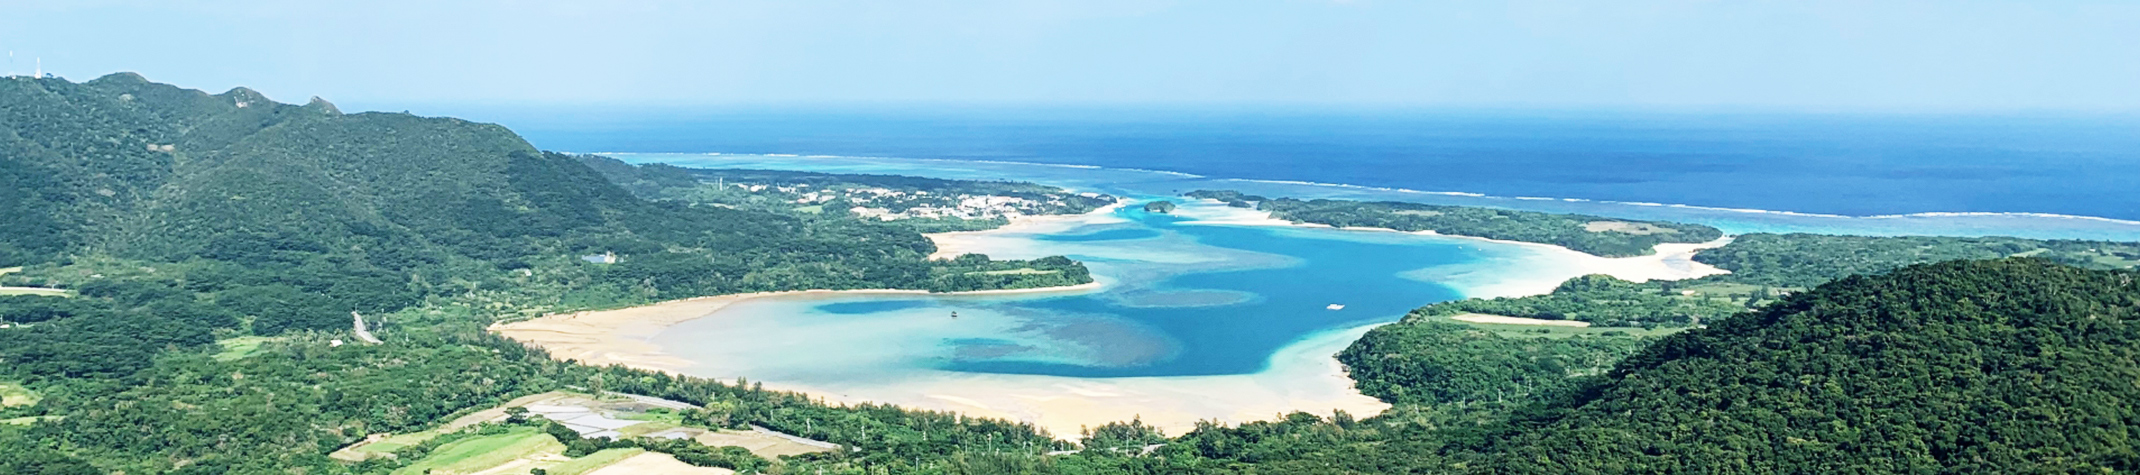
[0,72,635,266]
[0,74,1089,327]
[0,74,1090,473]
[1475,259,2140,473]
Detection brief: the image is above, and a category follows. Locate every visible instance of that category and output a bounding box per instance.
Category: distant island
[1143,200,1178,213]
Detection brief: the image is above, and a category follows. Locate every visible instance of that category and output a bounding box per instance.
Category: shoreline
[494,198,1723,438]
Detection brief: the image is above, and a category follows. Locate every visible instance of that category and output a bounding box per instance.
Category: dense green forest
[1185,190,1724,257]
[0,74,1089,473]
[788,260,2140,473]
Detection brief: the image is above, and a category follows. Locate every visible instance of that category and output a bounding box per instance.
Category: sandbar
[926,200,1132,260]
[1169,198,1730,299]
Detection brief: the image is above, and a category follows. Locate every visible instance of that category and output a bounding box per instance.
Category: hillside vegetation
[0,74,1080,474]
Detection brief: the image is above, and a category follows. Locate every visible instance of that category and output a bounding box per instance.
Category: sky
[4,0,2138,112]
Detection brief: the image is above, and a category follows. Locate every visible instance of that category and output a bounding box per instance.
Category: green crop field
[389,427,563,475]
[212,336,281,362]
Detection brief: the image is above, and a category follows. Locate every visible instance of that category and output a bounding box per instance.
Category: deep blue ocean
[442,106,2140,220]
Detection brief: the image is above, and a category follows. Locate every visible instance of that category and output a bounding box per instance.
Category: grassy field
[1,416,62,426]
[1,267,74,296]
[539,448,647,475]
[389,427,564,475]
[0,287,70,297]
[212,336,281,361]
[332,391,581,461]
[1,382,39,407]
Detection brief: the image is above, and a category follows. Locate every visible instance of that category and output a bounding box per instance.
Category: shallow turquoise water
[654,205,1474,379]
[943,211,1467,376]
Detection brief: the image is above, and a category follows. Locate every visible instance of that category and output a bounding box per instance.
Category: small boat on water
[1326,304,1345,310]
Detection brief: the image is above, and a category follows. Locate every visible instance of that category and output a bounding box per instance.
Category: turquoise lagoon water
[653,205,1473,380]
[632,153,2140,384]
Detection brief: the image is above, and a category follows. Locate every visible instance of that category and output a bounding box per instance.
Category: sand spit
[926,200,1132,260]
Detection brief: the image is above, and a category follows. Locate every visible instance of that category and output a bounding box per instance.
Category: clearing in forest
[0,382,38,407]
[1584,220,1678,235]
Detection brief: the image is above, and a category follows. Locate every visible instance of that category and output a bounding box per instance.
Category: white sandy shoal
[1169,198,1731,299]
[925,200,1133,260]
[496,285,1380,439]
[491,284,1102,373]
[508,297,1383,440]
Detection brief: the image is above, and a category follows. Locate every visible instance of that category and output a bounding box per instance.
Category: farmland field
[389,427,563,475]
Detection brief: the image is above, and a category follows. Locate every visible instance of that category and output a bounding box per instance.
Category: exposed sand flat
[495,283,1378,439]
[1450,313,1593,327]
[926,200,1132,260]
[1171,198,1731,299]
[723,322,1390,439]
[584,452,733,475]
[493,285,1101,373]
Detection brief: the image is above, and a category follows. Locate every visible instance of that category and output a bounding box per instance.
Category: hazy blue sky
[6,0,2136,112]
